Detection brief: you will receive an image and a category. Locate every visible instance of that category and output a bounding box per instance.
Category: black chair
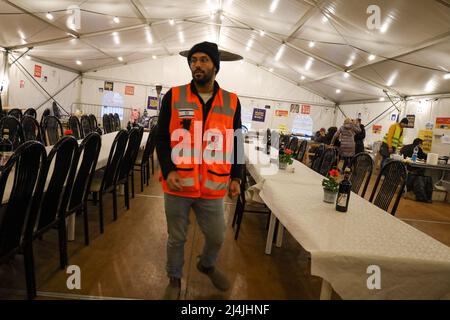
[117,127,143,209]
[318,148,337,177]
[52,101,61,119]
[69,115,82,139]
[63,132,101,246]
[21,115,43,143]
[88,114,98,132]
[80,115,92,137]
[7,108,23,121]
[232,166,271,240]
[369,160,407,215]
[310,144,326,172]
[0,115,24,149]
[113,113,121,131]
[295,140,308,162]
[90,130,128,233]
[350,152,374,198]
[24,108,37,119]
[133,126,156,192]
[288,137,300,154]
[33,136,78,270]
[42,115,63,146]
[102,114,113,134]
[279,134,291,150]
[148,116,158,130]
[0,141,47,299]
[39,108,51,128]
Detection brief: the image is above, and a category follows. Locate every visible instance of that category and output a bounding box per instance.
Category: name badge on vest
[179,109,195,119]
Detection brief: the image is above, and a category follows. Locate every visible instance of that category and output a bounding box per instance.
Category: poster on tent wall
[278,124,288,134]
[405,114,415,128]
[301,104,311,115]
[252,108,266,122]
[436,117,450,130]
[372,125,382,134]
[19,80,25,88]
[125,85,134,96]
[290,104,299,113]
[418,130,433,153]
[147,96,158,110]
[104,81,114,91]
[275,110,289,117]
[34,65,42,78]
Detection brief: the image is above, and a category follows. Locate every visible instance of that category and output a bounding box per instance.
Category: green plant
[279,148,294,165]
[322,169,339,192]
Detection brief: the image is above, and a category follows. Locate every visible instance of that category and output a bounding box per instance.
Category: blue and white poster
[252,108,266,122]
[147,96,158,110]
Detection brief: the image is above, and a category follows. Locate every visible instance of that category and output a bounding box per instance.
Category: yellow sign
[278,124,288,134]
[418,130,433,153]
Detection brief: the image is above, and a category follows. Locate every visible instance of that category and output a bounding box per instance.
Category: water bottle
[411,146,419,162]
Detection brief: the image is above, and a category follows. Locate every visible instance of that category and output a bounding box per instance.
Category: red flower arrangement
[279,148,294,165]
[322,168,340,192]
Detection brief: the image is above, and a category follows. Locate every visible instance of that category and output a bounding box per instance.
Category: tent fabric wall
[338,99,450,155]
[7,58,81,120]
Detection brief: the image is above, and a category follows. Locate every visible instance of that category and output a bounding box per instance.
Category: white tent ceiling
[1,0,449,103]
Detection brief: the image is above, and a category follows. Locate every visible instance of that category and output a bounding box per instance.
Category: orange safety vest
[160,83,238,199]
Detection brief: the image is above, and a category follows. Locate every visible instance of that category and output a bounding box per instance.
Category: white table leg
[275,221,284,248]
[67,215,75,241]
[265,213,277,255]
[320,279,333,300]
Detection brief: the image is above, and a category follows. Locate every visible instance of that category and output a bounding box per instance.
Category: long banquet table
[244,139,450,299]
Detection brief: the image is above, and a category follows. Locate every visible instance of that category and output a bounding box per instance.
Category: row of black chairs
[0,123,157,299]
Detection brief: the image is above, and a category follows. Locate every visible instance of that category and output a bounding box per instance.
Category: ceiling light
[246,38,253,51]
[274,45,285,61]
[113,16,120,24]
[368,54,376,61]
[259,30,265,37]
[269,0,279,13]
[112,32,118,36]
[309,41,315,48]
[322,15,329,23]
[178,31,184,43]
[386,73,397,87]
[336,89,341,94]
[344,72,350,78]
[25,55,31,60]
[21,39,27,45]
[379,97,385,101]
[118,57,123,62]
[46,12,54,20]
[18,30,25,39]
[269,68,274,72]
[146,29,153,44]
[305,57,313,71]
[220,14,224,21]
[113,35,120,45]
[425,79,436,93]
[169,19,175,26]
[152,55,157,60]
[345,60,354,67]
[76,60,82,65]
[300,75,306,81]
[380,23,389,33]
[444,73,450,80]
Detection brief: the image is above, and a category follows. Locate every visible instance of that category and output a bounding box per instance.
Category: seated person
[313,128,326,143]
[400,138,427,161]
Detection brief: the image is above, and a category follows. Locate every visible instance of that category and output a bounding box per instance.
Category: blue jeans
[164,193,225,279]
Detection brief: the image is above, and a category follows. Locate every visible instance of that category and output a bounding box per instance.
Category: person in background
[380,117,409,167]
[354,118,366,154]
[400,138,427,161]
[323,126,338,145]
[331,118,361,170]
[313,128,326,143]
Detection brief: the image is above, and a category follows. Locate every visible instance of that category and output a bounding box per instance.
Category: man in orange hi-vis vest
[156,42,244,299]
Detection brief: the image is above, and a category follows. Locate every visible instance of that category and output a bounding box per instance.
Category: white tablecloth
[244,141,450,299]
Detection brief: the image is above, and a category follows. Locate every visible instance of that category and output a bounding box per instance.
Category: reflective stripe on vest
[174,85,198,110]
[212,90,234,117]
[180,178,195,187]
[205,180,228,191]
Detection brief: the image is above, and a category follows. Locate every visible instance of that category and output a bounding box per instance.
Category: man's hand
[228,179,241,198]
[167,171,182,191]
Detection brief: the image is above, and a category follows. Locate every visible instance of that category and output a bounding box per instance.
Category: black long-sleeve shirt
[156,80,243,181]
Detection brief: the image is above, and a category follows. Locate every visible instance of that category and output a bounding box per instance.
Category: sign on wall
[405,114,415,128]
[125,85,135,96]
[104,81,114,91]
[275,110,289,117]
[436,117,450,130]
[290,104,299,113]
[301,104,311,115]
[148,96,158,110]
[252,108,266,122]
[372,125,382,134]
[19,80,25,88]
[34,65,42,78]
[418,130,433,153]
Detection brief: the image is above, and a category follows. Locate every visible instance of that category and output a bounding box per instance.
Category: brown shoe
[162,277,181,300]
[197,260,230,292]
